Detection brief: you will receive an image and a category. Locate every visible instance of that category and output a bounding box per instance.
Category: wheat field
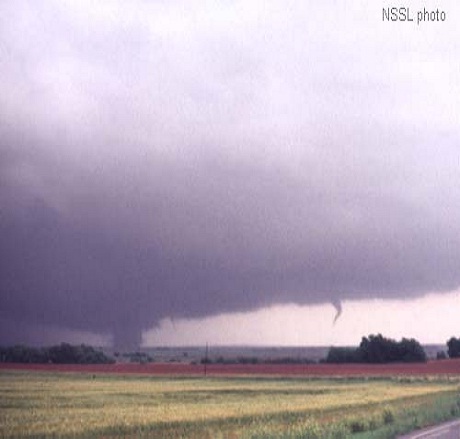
[1,370,459,438]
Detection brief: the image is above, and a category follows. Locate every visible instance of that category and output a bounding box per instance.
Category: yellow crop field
[0,371,459,438]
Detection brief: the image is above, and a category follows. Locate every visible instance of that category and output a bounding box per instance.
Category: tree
[397,338,427,363]
[358,334,397,363]
[324,334,427,364]
[357,334,426,363]
[436,351,447,360]
[0,343,114,364]
[0,345,47,363]
[447,337,460,358]
[325,347,360,363]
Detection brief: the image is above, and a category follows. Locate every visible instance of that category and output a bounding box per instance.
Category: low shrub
[383,408,395,424]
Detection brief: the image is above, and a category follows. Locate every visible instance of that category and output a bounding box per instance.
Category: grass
[0,371,459,438]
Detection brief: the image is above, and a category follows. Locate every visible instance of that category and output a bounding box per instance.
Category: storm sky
[1,1,459,349]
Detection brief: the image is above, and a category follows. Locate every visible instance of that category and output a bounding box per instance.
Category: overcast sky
[1,1,459,349]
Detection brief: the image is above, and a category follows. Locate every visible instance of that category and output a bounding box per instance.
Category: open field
[1,369,460,438]
[2,358,460,376]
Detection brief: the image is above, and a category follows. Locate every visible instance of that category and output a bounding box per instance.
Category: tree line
[325,334,460,364]
[0,343,114,364]
[1,336,460,365]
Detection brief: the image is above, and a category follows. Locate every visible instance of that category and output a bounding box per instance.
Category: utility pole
[204,342,208,377]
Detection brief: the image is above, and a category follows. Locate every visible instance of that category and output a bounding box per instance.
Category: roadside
[398,418,460,439]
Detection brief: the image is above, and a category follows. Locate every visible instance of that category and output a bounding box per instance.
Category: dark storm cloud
[1,1,460,347]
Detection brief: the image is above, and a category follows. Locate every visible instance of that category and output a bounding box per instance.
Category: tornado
[332,300,343,325]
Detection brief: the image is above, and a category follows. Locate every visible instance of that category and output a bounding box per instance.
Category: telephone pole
[204,342,209,377]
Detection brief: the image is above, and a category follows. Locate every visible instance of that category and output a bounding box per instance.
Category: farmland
[2,357,460,376]
[1,368,460,438]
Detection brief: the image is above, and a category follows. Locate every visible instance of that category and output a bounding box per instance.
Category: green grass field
[1,371,459,438]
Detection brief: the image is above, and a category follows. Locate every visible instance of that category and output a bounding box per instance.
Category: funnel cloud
[332,300,342,325]
[1,1,460,349]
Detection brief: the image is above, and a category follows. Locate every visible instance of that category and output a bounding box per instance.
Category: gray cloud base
[1,1,460,348]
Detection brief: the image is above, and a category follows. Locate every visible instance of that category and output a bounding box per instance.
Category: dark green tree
[447,337,460,358]
[325,347,360,363]
[0,343,114,364]
[324,334,426,364]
